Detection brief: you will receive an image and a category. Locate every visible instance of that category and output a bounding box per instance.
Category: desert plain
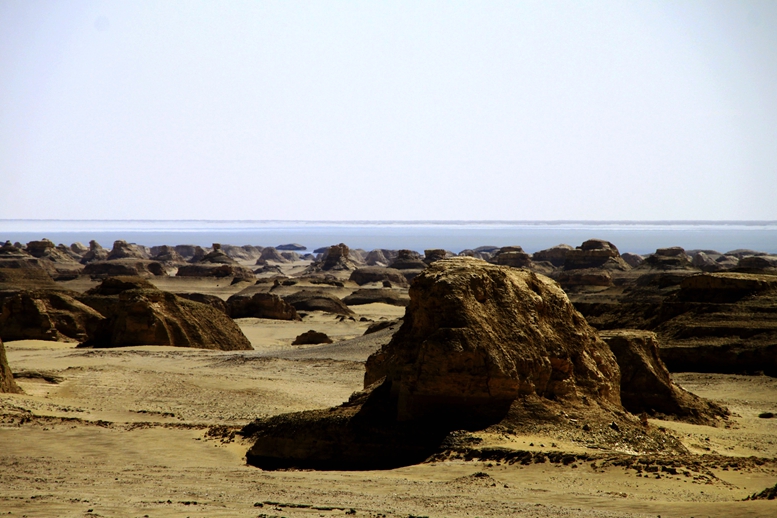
[1,239,777,517]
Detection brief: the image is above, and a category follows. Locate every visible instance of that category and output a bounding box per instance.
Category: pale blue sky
[1,1,776,220]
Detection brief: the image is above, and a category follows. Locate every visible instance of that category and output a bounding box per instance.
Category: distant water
[1,220,776,255]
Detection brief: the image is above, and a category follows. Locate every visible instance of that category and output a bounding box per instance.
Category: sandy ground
[2,295,777,516]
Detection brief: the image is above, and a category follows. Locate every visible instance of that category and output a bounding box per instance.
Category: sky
[1,0,776,221]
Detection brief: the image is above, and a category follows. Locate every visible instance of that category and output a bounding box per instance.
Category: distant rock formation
[78,277,252,350]
[564,239,630,271]
[176,263,255,281]
[277,243,306,251]
[257,247,288,264]
[389,250,426,270]
[621,252,644,268]
[532,244,573,267]
[642,247,692,270]
[349,267,409,287]
[423,249,449,265]
[227,292,301,320]
[292,330,333,345]
[320,243,354,271]
[600,330,728,425]
[150,245,185,263]
[282,290,354,316]
[0,338,22,394]
[491,246,533,268]
[365,249,397,266]
[342,288,410,307]
[83,259,165,278]
[106,240,149,261]
[80,241,109,264]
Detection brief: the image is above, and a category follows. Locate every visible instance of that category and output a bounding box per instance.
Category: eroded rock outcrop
[292,330,333,345]
[532,244,573,267]
[0,290,104,342]
[106,240,149,260]
[78,277,252,350]
[282,290,354,316]
[0,338,22,394]
[342,288,410,307]
[227,292,301,320]
[564,239,630,271]
[364,258,621,422]
[349,267,409,287]
[389,250,426,270]
[600,330,728,425]
[243,258,665,470]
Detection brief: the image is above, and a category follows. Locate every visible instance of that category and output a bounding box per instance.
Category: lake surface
[1,220,776,255]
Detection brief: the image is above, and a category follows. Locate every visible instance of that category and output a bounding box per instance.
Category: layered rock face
[389,250,426,270]
[282,290,354,316]
[78,277,252,350]
[492,246,533,268]
[106,240,149,260]
[564,239,630,271]
[319,243,354,271]
[0,290,104,342]
[600,330,728,425]
[364,258,621,422]
[227,292,301,320]
[0,338,22,394]
[342,288,410,307]
[532,244,573,267]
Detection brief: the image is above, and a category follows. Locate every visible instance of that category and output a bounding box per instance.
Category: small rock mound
[227,292,301,320]
[600,330,728,425]
[0,338,22,394]
[292,330,333,345]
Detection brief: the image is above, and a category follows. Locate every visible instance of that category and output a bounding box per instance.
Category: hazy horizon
[2,1,776,221]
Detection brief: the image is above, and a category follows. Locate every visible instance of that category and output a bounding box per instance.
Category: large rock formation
[0,290,104,342]
[83,259,165,277]
[244,259,661,470]
[176,263,255,281]
[0,338,22,394]
[227,292,301,320]
[276,243,306,251]
[600,330,728,425]
[364,258,621,422]
[491,246,533,268]
[78,277,252,350]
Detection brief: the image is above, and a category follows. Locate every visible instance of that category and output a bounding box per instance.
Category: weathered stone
[564,239,629,271]
[282,290,354,316]
[0,290,104,342]
[389,250,426,270]
[176,263,255,281]
[227,292,301,320]
[0,338,22,394]
[106,240,148,260]
[349,267,409,287]
[364,258,622,423]
[423,249,449,265]
[532,245,573,267]
[78,278,252,350]
[600,330,728,425]
[621,253,645,268]
[292,330,333,345]
[342,289,410,307]
[277,243,306,251]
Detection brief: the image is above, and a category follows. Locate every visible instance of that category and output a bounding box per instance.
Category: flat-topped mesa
[0,338,22,394]
[563,239,630,271]
[491,246,533,268]
[365,257,622,424]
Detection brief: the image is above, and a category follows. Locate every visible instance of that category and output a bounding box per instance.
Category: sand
[2,273,777,517]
